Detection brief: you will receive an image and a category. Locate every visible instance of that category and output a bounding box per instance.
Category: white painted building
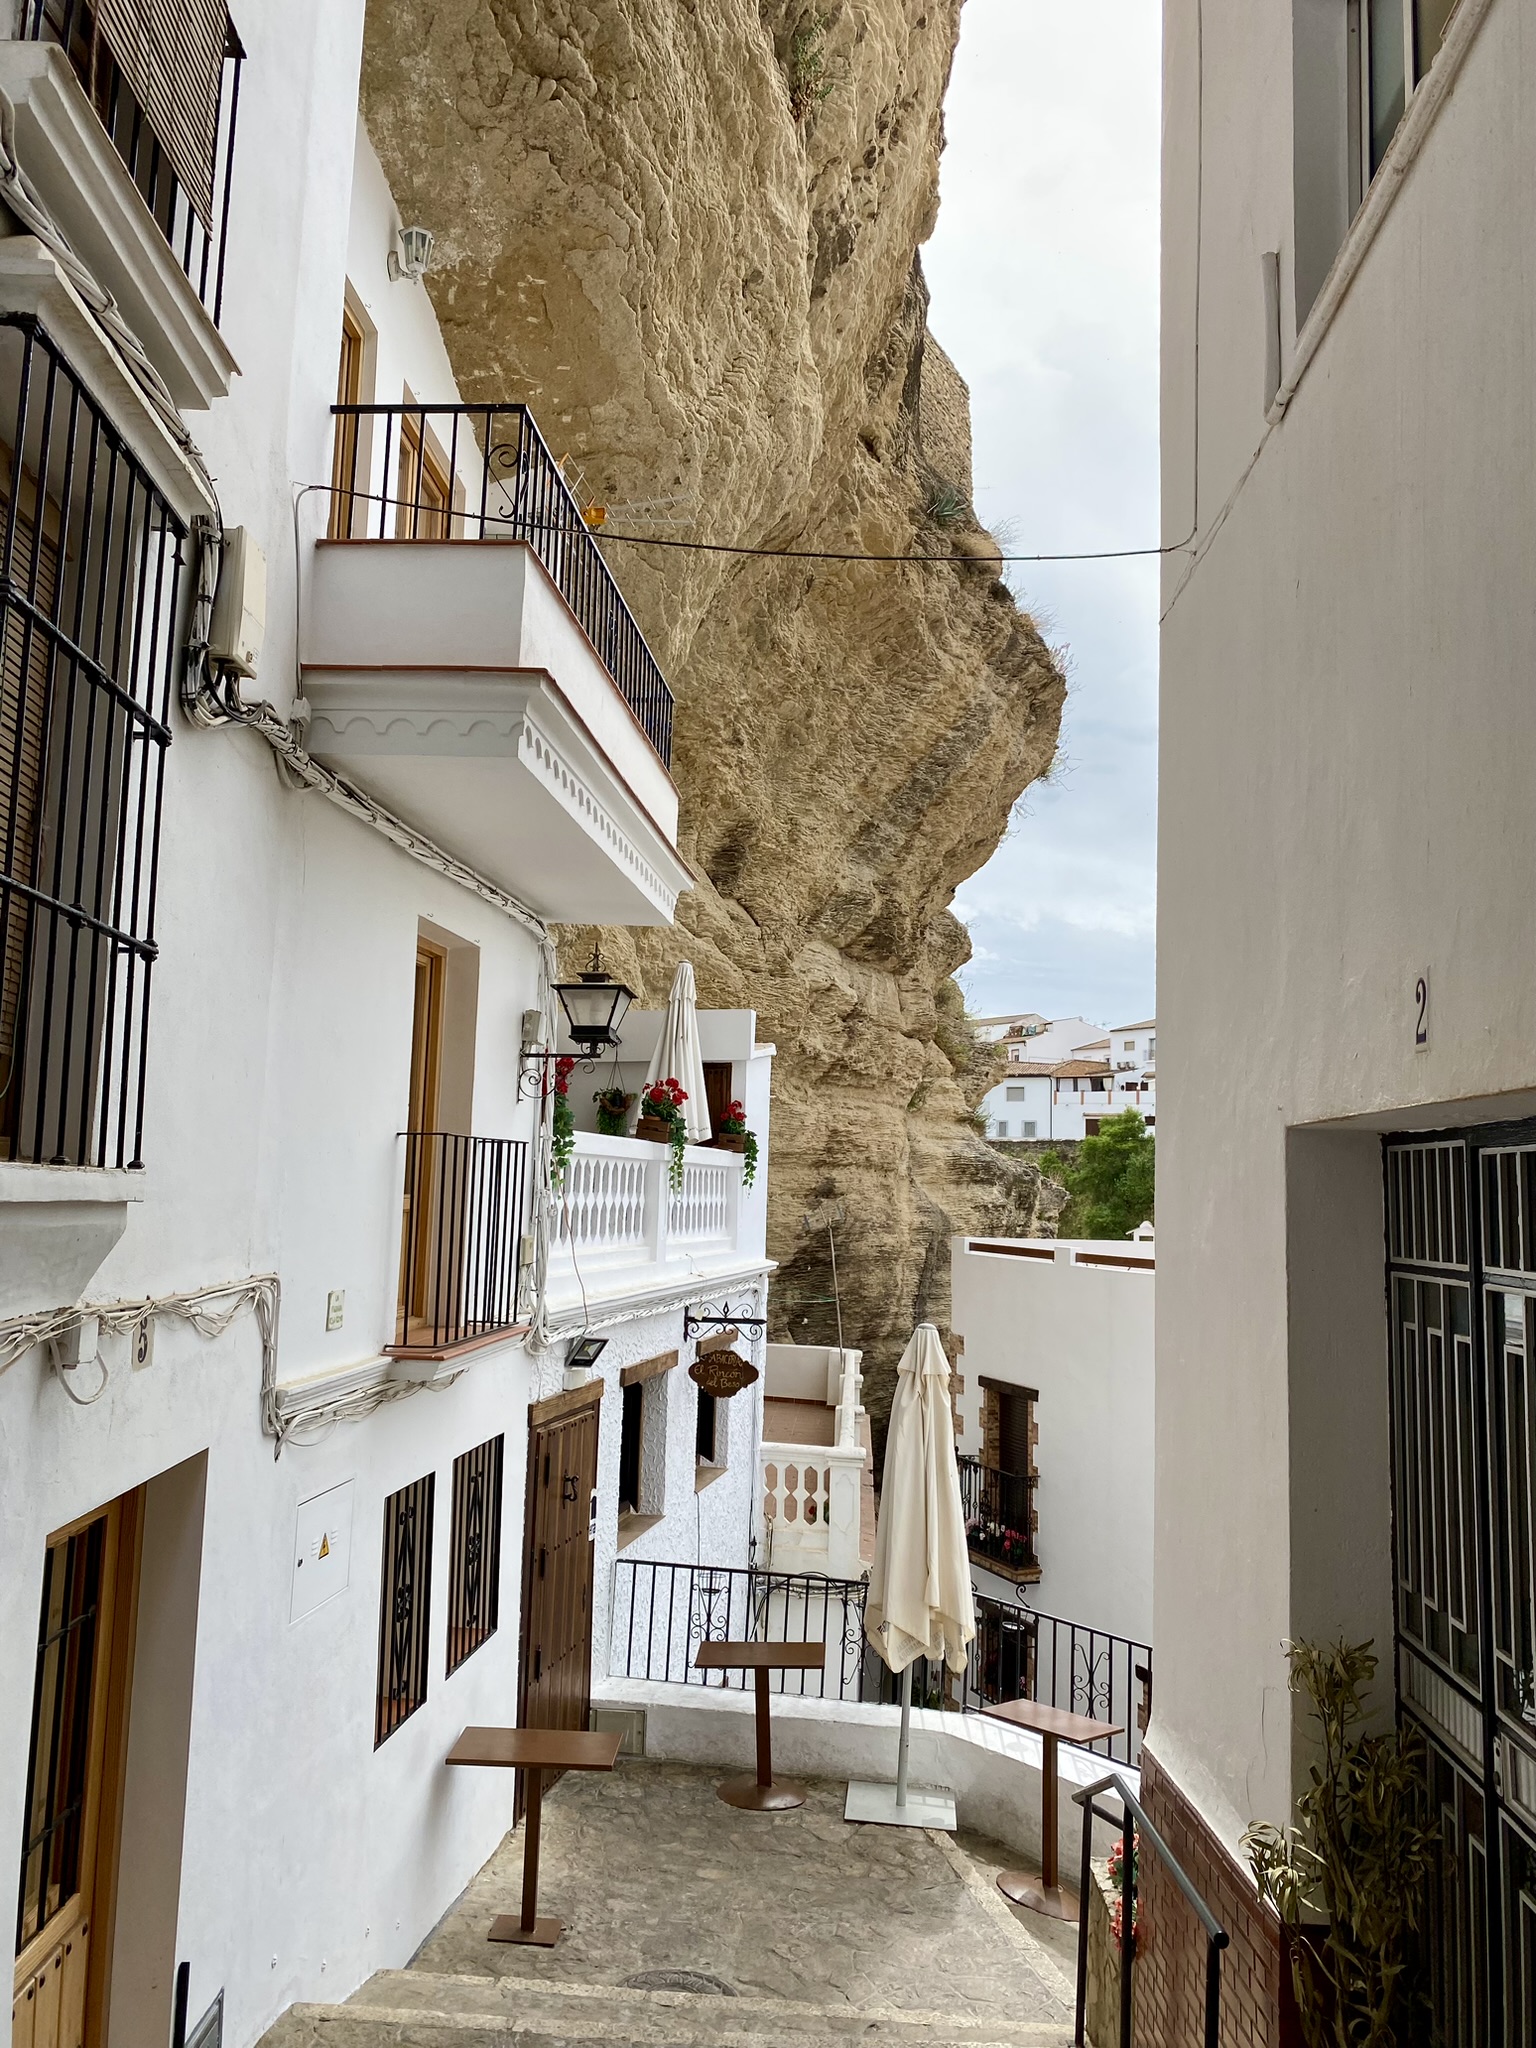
[1156,0,1533,2037]
[951,1234,1154,1653]
[980,1014,1156,1140]
[0,16,771,2048]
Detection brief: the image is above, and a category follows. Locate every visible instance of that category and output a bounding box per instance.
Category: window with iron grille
[375,1473,434,1746]
[447,1434,503,1676]
[0,316,185,1167]
[21,0,245,326]
[17,1514,105,1953]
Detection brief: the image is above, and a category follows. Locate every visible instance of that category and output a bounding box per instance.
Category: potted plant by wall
[636,1075,688,1190]
[1243,1638,1437,2048]
[711,1097,759,1188]
[550,1055,576,1189]
[593,1084,634,1137]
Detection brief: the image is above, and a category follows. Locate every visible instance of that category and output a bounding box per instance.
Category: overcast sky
[924,0,1160,1030]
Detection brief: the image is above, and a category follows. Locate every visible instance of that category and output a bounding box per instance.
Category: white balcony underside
[304,541,686,924]
[303,669,687,924]
[0,42,237,409]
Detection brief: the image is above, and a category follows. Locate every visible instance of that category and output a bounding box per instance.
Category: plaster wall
[1158,0,1527,1852]
[951,1239,1154,1646]
[0,15,761,2048]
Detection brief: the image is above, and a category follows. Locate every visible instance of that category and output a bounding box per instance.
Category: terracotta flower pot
[635,1114,673,1142]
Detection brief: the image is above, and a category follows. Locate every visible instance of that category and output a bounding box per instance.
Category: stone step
[258,1967,1074,2048]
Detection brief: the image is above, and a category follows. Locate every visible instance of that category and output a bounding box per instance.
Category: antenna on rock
[801,1199,847,1356]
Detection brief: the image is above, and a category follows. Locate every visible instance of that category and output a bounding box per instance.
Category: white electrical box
[207,525,267,679]
[290,1479,354,1622]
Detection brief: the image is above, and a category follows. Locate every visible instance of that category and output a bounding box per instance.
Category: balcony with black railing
[304,402,688,928]
[3,1,242,407]
[390,1131,530,1360]
[958,1454,1039,1579]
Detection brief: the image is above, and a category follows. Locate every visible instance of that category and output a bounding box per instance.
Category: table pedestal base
[716,1773,806,1811]
[843,1780,958,1830]
[996,1870,1079,1922]
[489,1914,563,1947]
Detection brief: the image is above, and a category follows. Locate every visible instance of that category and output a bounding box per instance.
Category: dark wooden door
[518,1392,600,1809]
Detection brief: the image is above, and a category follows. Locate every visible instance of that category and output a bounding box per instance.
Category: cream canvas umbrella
[640,960,712,1142]
[845,1323,976,1829]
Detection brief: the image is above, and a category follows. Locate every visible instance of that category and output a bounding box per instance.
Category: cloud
[924,0,1160,1027]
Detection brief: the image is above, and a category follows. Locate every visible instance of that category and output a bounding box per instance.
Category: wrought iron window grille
[447,1434,504,1676]
[327,401,674,766]
[375,1472,435,1747]
[21,0,244,329]
[0,314,186,1168]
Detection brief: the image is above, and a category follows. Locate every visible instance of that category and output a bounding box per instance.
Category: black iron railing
[959,1454,1038,1573]
[394,1132,530,1354]
[22,0,244,328]
[610,1559,1151,1767]
[328,401,674,766]
[611,1559,870,1699]
[0,315,185,1169]
[1073,1772,1229,2048]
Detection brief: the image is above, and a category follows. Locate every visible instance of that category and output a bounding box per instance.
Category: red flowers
[643,1075,688,1114]
[554,1055,576,1097]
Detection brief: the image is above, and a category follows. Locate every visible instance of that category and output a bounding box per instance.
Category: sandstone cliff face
[361,0,1067,1426]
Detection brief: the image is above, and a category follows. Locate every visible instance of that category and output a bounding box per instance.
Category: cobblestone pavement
[406,1760,1077,2030]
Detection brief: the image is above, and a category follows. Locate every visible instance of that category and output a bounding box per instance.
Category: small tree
[1244,1640,1437,2048]
[1059,1108,1154,1239]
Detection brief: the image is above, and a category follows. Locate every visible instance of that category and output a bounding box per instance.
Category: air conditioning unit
[207,525,267,679]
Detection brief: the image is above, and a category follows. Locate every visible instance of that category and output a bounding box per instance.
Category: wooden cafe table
[446,1725,622,1946]
[980,1698,1123,1921]
[693,1640,825,1810]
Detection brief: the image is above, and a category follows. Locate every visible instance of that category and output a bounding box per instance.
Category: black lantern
[554,943,634,1054]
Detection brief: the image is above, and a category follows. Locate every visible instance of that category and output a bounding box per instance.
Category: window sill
[617,1512,663,1550]
[695,1461,728,1493]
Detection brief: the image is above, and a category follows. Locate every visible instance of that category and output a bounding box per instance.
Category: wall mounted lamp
[388,225,434,283]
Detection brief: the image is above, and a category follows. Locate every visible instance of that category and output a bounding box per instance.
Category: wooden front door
[518,1391,600,1806]
[13,1494,139,2048]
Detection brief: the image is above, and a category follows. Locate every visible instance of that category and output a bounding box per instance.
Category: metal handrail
[1072,1771,1228,2048]
[328,400,673,764]
[958,1453,1039,1572]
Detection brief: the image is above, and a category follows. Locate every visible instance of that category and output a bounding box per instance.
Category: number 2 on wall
[1414,974,1430,1050]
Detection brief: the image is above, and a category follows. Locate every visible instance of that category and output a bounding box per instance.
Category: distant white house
[951,1232,1154,1655]
[979,1015,1156,1139]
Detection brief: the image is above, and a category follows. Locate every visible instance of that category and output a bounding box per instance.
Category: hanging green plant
[550,1055,576,1189]
[638,1076,688,1192]
[593,1084,634,1137]
[714,1097,759,1189]
[1243,1639,1438,2048]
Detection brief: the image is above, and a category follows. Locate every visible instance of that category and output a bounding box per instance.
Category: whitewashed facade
[980,1013,1155,1140]
[951,1235,1154,1650]
[1157,0,1532,2037]
[0,13,770,2048]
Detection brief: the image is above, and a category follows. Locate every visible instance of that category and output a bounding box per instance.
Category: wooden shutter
[0,486,60,1158]
[92,0,228,225]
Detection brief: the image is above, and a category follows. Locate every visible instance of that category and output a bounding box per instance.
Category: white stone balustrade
[758,1345,869,1581]
[546,1131,748,1311]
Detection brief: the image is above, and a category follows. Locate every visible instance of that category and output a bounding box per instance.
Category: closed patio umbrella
[641,960,712,1143]
[845,1323,975,1829]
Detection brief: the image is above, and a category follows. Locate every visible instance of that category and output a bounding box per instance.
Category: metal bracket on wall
[683,1302,766,1342]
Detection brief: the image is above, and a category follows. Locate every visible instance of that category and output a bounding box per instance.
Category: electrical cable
[302,479,1192,568]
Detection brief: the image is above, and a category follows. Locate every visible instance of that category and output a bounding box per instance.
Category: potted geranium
[550,1055,576,1188]
[636,1075,688,1190]
[712,1098,759,1189]
[593,1084,634,1137]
